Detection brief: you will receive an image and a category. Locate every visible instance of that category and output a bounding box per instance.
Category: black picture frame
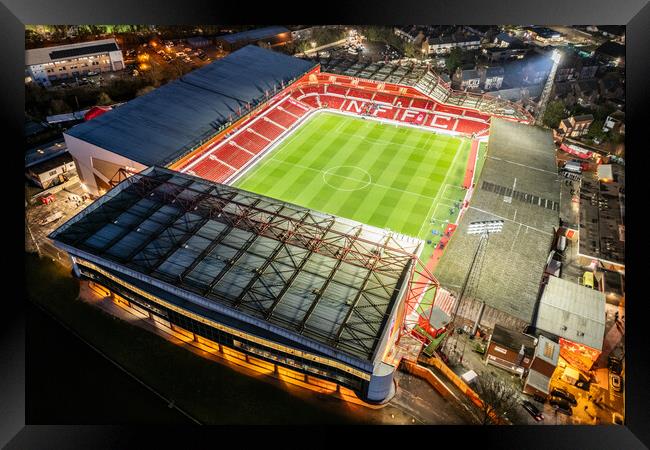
[4,0,649,447]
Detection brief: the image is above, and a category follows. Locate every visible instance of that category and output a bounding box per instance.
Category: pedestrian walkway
[463,140,480,189]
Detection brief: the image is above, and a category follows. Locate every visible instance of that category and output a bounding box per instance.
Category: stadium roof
[50,166,421,363]
[433,119,560,323]
[26,38,119,66]
[534,276,606,351]
[217,26,290,44]
[65,46,317,167]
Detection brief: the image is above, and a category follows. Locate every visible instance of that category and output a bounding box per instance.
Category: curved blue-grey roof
[65,45,317,166]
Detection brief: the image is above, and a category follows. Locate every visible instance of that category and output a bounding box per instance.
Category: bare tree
[473,372,521,425]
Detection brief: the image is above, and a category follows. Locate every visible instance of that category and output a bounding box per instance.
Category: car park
[521,401,544,421]
[550,388,577,406]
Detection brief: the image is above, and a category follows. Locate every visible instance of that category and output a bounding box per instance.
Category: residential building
[25,38,124,87]
[485,324,536,378]
[426,33,481,55]
[524,27,564,44]
[523,335,560,398]
[603,110,625,134]
[575,80,600,107]
[454,68,481,91]
[484,46,528,63]
[479,66,505,91]
[493,32,522,48]
[558,114,594,138]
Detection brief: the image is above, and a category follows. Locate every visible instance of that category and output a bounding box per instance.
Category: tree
[96,92,113,106]
[473,372,522,425]
[136,86,156,97]
[403,42,422,59]
[542,100,567,128]
[446,48,464,76]
[48,98,72,115]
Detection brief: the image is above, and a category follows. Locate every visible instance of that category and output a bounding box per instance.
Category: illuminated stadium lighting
[467,220,504,235]
[551,49,562,63]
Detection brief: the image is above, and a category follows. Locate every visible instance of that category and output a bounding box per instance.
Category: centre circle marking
[322,165,372,192]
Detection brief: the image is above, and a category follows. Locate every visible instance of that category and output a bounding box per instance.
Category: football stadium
[53,45,542,403]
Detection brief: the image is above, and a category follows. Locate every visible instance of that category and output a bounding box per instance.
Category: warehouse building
[26,38,124,87]
[50,166,422,403]
[63,46,317,196]
[534,276,606,372]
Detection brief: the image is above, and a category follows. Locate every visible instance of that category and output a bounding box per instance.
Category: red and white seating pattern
[180,74,493,184]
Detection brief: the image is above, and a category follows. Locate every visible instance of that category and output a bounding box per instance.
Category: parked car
[550,388,577,406]
[610,373,622,392]
[521,401,544,421]
[549,397,573,415]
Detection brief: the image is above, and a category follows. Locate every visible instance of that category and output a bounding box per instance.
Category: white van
[563,160,582,174]
[557,235,567,252]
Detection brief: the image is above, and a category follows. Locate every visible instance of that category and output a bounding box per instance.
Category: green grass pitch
[235,112,471,242]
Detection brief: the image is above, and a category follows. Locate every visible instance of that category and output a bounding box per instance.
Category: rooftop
[578,164,625,266]
[434,119,560,323]
[26,38,119,66]
[64,46,316,167]
[535,276,606,351]
[27,151,73,175]
[491,324,536,357]
[217,26,290,44]
[595,41,625,59]
[50,166,421,363]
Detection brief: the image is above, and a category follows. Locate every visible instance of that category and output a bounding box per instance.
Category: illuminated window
[544,342,554,358]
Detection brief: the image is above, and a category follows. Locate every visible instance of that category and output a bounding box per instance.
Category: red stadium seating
[212,144,251,169]
[461,109,490,121]
[410,98,432,110]
[233,129,269,154]
[266,109,298,128]
[251,119,285,140]
[181,73,497,185]
[433,104,465,115]
[281,99,309,117]
[189,159,235,183]
[327,84,348,96]
[347,89,374,100]
[373,92,395,104]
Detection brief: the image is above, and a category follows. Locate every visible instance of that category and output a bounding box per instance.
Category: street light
[551,49,562,64]
[443,219,504,362]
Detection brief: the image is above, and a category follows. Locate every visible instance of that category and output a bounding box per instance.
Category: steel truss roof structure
[52,166,438,362]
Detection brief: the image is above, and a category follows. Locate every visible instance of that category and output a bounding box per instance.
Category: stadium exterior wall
[64,134,146,196]
[58,244,402,404]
